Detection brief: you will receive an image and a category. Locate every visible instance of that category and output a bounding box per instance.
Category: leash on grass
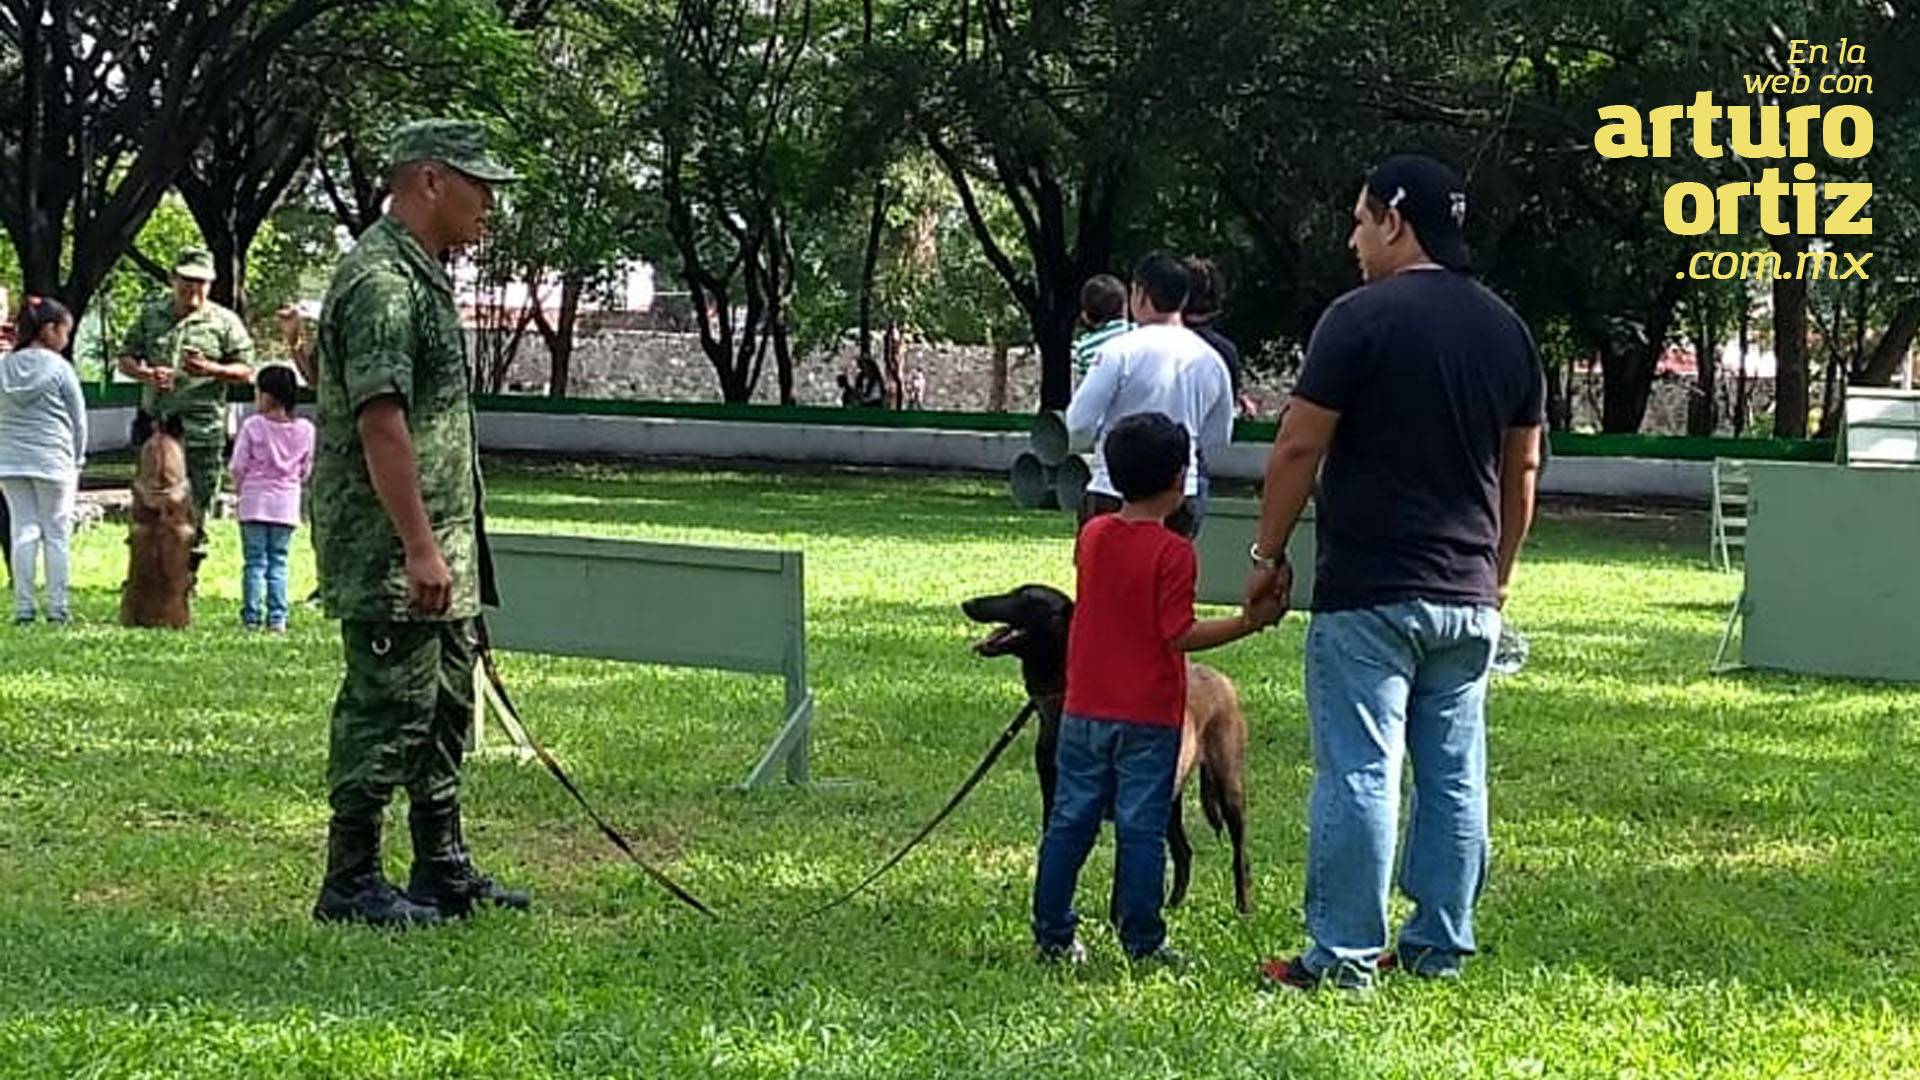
[475,618,720,920]
[803,696,1044,919]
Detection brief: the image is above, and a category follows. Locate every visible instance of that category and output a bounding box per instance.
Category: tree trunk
[315,135,388,236]
[1559,360,1576,432]
[1542,356,1566,432]
[476,300,535,394]
[13,219,62,300]
[1037,299,1076,411]
[1734,301,1752,436]
[857,179,886,380]
[882,322,905,409]
[1815,358,1844,439]
[1599,342,1659,433]
[921,132,1118,413]
[765,210,797,406]
[1771,235,1810,438]
[547,330,573,398]
[200,212,252,317]
[1688,311,1719,436]
[717,362,752,403]
[545,276,584,398]
[1858,296,1920,387]
[773,315,796,406]
[988,342,1010,412]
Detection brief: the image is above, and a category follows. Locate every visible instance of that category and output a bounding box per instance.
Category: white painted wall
[86,406,1715,501]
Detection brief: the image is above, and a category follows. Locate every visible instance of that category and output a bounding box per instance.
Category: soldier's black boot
[313,817,444,927]
[407,803,531,917]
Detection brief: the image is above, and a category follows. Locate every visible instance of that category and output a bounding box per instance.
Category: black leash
[475,620,719,920]
[805,697,1041,918]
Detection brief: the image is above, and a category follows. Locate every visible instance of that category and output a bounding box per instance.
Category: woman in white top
[0,296,86,624]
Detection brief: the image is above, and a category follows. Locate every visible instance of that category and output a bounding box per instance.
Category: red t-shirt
[1065,515,1196,727]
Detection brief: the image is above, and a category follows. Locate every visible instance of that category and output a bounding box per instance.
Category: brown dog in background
[963,583,1253,913]
[120,421,196,628]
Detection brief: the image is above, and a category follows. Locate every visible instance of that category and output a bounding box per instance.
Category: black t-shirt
[1293,270,1546,612]
[1191,324,1241,396]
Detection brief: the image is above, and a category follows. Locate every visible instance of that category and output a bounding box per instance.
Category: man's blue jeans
[241,522,295,629]
[1032,714,1180,957]
[1302,600,1499,977]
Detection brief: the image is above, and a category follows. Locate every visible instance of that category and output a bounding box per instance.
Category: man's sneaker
[1129,944,1189,972]
[1035,938,1088,966]
[1258,955,1374,993]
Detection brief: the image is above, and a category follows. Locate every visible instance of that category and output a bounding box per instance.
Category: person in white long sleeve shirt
[1065,251,1233,539]
[0,296,87,624]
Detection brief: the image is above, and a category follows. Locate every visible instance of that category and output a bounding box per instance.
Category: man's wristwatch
[1249,543,1283,571]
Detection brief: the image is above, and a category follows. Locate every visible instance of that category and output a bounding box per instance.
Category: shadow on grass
[482,467,1071,547]
[9,486,1920,1054]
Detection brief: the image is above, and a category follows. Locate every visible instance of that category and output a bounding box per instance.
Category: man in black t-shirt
[1245,154,1546,992]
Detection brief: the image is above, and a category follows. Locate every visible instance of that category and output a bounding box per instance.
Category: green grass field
[2,463,1917,1079]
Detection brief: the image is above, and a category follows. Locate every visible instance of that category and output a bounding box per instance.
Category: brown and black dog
[120,421,196,628]
[963,583,1252,913]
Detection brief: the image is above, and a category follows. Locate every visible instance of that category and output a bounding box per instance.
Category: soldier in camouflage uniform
[116,249,256,559]
[309,120,528,927]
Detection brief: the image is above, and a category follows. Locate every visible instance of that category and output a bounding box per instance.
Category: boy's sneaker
[268,623,288,636]
[1258,955,1374,993]
[1384,947,1463,981]
[1035,939,1088,966]
[1129,944,1189,972]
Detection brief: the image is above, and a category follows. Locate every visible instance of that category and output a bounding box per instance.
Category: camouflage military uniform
[312,213,488,868]
[310,118,522,926]
[120,298,254,533]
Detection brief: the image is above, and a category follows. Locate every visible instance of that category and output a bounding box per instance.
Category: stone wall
[484,329,1779,435]
[479,330,1300,415]
[1561,374,1781,437]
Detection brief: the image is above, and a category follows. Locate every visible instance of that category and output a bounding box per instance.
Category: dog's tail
[1198,762,1228,837]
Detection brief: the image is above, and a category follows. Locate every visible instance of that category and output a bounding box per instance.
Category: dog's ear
[161,414,186,439]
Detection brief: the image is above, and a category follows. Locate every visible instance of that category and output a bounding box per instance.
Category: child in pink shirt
[228,364,314,632]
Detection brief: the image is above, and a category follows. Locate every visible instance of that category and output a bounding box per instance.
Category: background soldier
[116,248,256,564]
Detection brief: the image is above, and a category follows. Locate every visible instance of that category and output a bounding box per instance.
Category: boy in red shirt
[1034,412,1286,965]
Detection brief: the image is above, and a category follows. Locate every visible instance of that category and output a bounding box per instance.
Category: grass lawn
[2,461,1917,1079]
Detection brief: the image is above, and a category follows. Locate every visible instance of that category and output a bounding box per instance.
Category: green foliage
[68,198,206,381]
[789,154,1032,357]
[8,0,1919,426]
[246,207,343,319]
[478,6,652,313]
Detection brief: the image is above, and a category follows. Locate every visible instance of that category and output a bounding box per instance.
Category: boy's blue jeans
[241,522,295,628]
[1302,599,1499,977]
[1032,713,1181,957]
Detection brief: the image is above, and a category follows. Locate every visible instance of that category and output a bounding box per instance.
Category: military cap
[388,119,520,184]
[173,247,217,282]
